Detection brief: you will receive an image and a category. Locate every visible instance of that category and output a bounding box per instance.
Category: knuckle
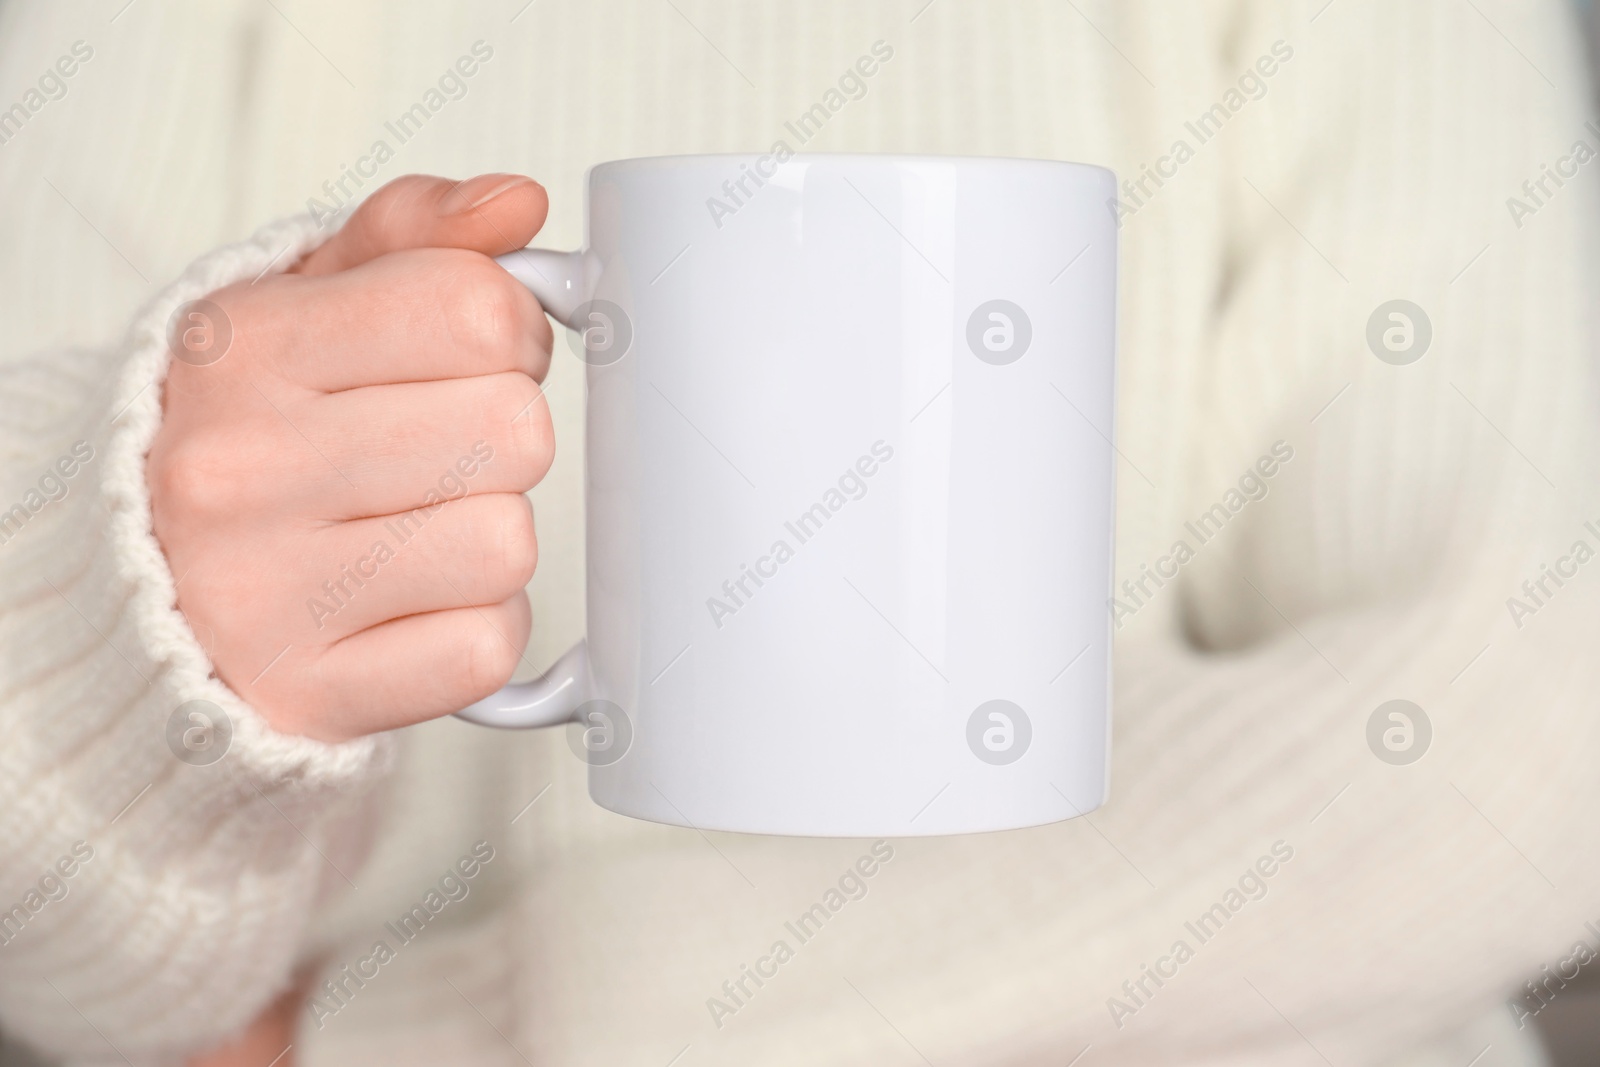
[439,253,529,357]
[251,678,327,738]
[462,619,519,699]
[492,376,555,487]
[360,175,438,236]
[481,371,535,419]
[149,433,247,519]
[483,494,538,590]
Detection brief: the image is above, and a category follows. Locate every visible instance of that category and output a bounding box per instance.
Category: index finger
[238,246,554,392]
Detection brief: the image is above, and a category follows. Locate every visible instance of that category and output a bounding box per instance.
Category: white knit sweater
[1,2,1597,1065]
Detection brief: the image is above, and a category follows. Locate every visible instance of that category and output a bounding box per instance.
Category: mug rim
[588,151,1115,182]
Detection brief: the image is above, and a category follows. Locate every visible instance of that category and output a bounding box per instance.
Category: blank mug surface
[534,153,1114,837]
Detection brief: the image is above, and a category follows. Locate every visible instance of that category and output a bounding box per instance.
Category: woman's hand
[148,174,556,742]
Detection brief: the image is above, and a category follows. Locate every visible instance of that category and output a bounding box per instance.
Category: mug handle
[454,247,591,729]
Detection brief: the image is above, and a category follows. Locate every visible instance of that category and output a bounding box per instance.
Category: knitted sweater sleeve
[0,213,394,1066]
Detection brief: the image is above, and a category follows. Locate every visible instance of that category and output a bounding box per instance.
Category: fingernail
[444,174,535,216]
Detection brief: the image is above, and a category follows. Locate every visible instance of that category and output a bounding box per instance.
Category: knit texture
[0,1,1596,1065]
[0,214,391,1065]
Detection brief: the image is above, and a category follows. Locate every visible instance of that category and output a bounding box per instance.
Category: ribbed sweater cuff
[0,212,396,1066]
[101,211,391,801]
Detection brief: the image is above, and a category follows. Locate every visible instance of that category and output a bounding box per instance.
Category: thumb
[294,173,549,276]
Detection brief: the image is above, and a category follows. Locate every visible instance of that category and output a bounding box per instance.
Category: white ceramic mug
[459,153,1117,837]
